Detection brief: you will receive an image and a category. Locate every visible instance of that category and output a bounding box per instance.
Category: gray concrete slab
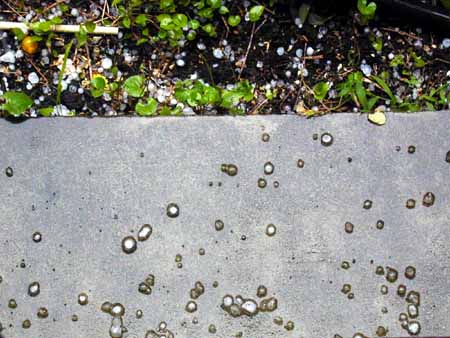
[0,113,449,338]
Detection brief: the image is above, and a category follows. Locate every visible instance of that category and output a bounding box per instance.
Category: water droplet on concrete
[406,290,421,306]
[110,316,124,338]
[408,145,416,154]
[257,178,267,188]
[264,162,274,175]
[405,266,416,280]
[321,133,333,146]
[265,224,277,237]
[422,192,435,207]
[137,224,152,241]
[111,303,125,317]
[208,324,217,334]
[284,320,295,331]
[376,326,387,337]
[214,220,224,231]
[22,319,31,329]
[297,159,305,168]
[344,222,354,234]
[261,133,270,142]
[166,203,180,218]
[397,284,407,297]
[122,236,137,254]
[408,303,419,318]
[363,200,372,209]
[256,285,267,298]
[78,292,89,305]
[341,284,351,294]
[407,321,421,335]
[376,220,384,230]
[185,300,198,313]
[32,232,42,243]
[385,267,398,283]
[5,167,13,177]
[406,199,416,209]
[8,299,17,309]
[28,281,40,297]
[37,307,48,319]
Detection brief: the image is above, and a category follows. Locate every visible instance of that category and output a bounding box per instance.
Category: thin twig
[239,22,256,79]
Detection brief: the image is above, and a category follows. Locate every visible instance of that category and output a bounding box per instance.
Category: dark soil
[0,0,449,117]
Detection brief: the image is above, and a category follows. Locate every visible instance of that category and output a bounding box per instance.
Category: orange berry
[21,36,39,55]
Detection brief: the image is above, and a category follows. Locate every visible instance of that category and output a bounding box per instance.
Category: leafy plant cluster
[113,0,265,46]
[174,79,255,114]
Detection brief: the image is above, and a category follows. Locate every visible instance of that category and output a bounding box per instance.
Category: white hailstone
[295,49,303,58]
[256,61,264,68]
[241,300,258,316]
[183,106,195,115]
[197,42,206,50]
[26,83,32,90]
[15,50,24,58]
[124,54,132,63]
[176,59,186,67]
[53,105,71,116]
[443,38,450,49]
[276,47,285,56]
[213,48,224,59]
[78,88,84,94]
[28,72,39,84]
[0,51,16,64]
[70,8,79,16]
[360,63,372,77]
[306,47,314,56]
[294,17,303,29]
[388,52,395,60]
[101,57,113,70]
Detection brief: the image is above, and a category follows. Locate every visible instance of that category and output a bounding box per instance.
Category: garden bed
[0,0,449,118]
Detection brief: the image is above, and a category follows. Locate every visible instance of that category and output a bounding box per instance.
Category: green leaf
[227,15,241,27]
[91,76,107,98]
[1,91,33,116]
[85,21,96,33]
[136,97,158,116]
[173,14,188,28]
[38,107,54,117]
[124,75,145,98]
[249,5,264,22]
[313,82,330,100]
[371,75,396,104]
[135,14,149,27]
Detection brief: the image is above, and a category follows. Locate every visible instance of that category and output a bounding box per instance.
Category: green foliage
[313,82,330,100]
[136,98,158,116]
[1,91,33,116]
[124,75,145,98]
[175,80,221,107]
[389,54,405,67]
[90,76,107,98]
[338,71,379,112]
[441,0,450,9]
[357,0,377,24]
[174,80,254,114]
[248,6,265,22]
[29,17,62,34]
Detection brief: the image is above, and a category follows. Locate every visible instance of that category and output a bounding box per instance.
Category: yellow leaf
[368,111,386,125]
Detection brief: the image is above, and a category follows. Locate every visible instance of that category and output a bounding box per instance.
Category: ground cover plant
[0,0,449,118]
